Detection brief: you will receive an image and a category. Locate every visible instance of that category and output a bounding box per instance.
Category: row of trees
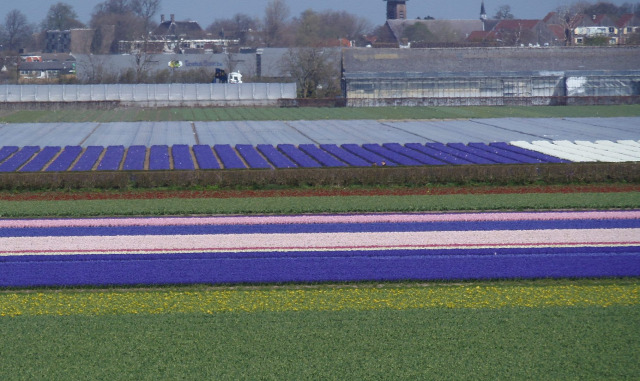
[0,1,161,54]
[3,0,640,53]
[208,0,372,47]
[0,0,371,53]
[490,2,640,20]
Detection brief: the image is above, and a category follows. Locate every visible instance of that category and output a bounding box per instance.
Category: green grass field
[2,104,640,123]
[1,279,638,380]
[1,191,639,217]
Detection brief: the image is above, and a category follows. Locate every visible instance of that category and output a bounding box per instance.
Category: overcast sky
[5,0,636,29]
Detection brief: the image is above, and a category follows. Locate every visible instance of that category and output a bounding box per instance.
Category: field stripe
[2,229,639,255]
[2,219,640,237]
[3,251,639,287]
[3,210,640,228]
[1,283,638,317]
[3,211,639,287]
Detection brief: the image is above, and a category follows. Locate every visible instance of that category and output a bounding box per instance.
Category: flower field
[0,141,568,172]
[2,139,639,173]
[1,106,639,379]
[1,282,638,317]
[2,210,639,287]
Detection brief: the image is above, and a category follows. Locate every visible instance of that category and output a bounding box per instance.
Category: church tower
[384,0,408,20]
[480,1,487,21]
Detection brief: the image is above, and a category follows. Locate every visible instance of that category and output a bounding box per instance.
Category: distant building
[19,53,76,83]
[153,14,205,40]
[386,19,484,46]
[44,30,70,53]
[617,14,640,44]
[573,26,619,45]
[384,0,408,20]
[486,19,559,46]
[118,14,239,54]
[44,29,96,54]
[341,47,640,106]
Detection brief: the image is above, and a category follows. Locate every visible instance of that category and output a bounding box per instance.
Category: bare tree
[91,0,146,53]
[583,2,623,16]
[495,22,535,46]
[4,10,34,52]
[131,0,161,34]
[494,5,515,20]
[93,0,132,15]
[281,47,340,98]
[41,3,85,31]
[207,13,260,45]
[264,0,290,47]
[292,9,371,46]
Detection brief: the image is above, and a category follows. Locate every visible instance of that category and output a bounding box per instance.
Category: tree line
[2,1,640,97]
[3,1,640,52]
[0,0,371,54]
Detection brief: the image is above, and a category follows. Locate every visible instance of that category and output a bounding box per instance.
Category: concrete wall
[0,83,297,108]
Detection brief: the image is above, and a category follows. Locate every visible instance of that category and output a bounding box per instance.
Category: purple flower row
[2,218,638,238]
[2,247,638,287]
[0,146,40,172]
[122,146,146,171]
[0,142,570,172]
[149,145,170,170]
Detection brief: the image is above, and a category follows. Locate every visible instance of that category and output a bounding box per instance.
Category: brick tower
[384,0,408,20]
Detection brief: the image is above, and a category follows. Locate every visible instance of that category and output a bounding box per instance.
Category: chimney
[161,14,165,23]
[171,14,175,22]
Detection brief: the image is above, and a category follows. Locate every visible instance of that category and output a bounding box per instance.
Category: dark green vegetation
[2,161,639,192]
[1,191,639,217]
[1,304,638,379]
[2,104,640,123]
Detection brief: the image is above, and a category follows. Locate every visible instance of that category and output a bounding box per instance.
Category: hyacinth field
[2,108,640,378]
[1,210,639,287]
[0,141,571,172]
[3,139,640,174]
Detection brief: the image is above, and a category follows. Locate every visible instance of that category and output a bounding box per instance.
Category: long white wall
[0,83,296,107]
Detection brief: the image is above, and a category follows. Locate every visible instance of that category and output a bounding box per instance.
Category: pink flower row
[2,210,640,229]
[2,228,638,256]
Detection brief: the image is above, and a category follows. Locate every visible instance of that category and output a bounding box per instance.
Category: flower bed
[0,141,579,173]
[2,211,639,287]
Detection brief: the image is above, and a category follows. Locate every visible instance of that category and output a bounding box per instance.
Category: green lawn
[2,104,640,123]
[1,191,639,217]
[1,303,637,379]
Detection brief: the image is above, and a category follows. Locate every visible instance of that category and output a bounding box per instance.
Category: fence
[0,83,297,107]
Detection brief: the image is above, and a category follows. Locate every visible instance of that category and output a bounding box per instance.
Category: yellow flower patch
[1,283,638,317]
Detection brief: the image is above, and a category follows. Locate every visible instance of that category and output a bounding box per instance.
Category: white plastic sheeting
[0,118,638,150]
[510,139,640,162]
[0,83,296,105]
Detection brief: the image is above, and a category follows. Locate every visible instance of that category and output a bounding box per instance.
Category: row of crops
[3,140,640,173]
[0,142,571,172]
[1,210,639,287]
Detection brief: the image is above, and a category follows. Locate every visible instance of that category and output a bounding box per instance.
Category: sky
[4,0,637,29]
